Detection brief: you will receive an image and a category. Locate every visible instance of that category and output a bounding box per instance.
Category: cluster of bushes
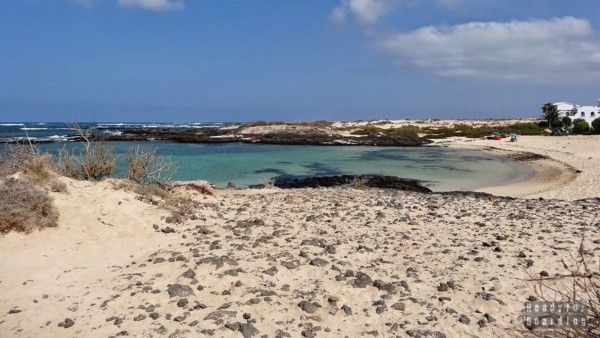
[242,120,334,128]
[0,125,177,234]
[54,124,176,185]
[349,125,421,138]
[346,122,547,139]
[542,102,600,135]
[545,116,600,135]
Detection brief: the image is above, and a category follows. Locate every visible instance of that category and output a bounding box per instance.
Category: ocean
[0,122,534,191]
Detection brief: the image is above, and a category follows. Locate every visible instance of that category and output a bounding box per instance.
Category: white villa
[553,100,600,125]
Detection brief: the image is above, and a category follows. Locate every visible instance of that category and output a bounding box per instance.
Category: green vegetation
[542,102,559,128]
[592,118,600,134]
[348,125,420,138]
[562,116,572,129]
[344,122,548,139]
[572,119,590,134]
[551,118,563,129]
[243,120,334,128]
[423,123,547,139]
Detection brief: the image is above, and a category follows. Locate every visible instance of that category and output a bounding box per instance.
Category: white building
[553,100,600,126]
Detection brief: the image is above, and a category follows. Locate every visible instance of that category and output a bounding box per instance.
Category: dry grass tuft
[57,124,116,181]
[1,143,67,192]
[21,154,53,183]
[1,143,37,178]
[126,145,175,186]
[0,178,59,233]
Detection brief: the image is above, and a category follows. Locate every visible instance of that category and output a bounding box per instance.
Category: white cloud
[331,0,402,25]
[117,0,184,11]
[331,0,472,25]
[378,17,600,82]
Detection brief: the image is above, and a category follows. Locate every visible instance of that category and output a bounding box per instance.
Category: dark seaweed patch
[302,162,343,176]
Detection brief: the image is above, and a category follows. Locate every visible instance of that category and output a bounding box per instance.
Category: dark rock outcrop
[272,175,432,193]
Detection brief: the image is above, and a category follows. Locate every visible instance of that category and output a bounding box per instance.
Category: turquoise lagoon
[36,141,534,191]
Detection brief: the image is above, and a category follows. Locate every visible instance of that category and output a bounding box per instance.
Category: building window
[581,112,585,117]
[592,112,596,117]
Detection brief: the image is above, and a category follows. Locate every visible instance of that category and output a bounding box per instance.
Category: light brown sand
[435,135,600,200]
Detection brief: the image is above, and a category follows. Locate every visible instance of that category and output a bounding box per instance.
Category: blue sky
[1,0,599,122]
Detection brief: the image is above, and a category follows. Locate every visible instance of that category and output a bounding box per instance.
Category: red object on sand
[494,135,501,140]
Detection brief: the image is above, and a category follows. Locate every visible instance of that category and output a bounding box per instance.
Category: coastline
[434,135,599,200]
[1,134,599,337]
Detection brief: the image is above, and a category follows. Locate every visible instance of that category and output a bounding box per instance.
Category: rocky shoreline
[95,127,431,147]
[265,175,432,193]
[2,127,430,147]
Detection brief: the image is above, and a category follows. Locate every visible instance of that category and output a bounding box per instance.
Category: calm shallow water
[32,141,534,191]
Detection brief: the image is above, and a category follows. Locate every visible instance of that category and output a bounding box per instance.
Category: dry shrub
[350,176,368,189]
[346,125,421,138]
[1,143,67,192]
[0,143,38,178]
[57,123,116,180]
[126,145,175,186]
[0,178,59,233]
[57,147,80,178]
[525,235,600,337]
[21,153,67,192]
[21,154,53,183]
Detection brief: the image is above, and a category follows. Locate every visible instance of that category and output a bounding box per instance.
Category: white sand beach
[436,135,600,200]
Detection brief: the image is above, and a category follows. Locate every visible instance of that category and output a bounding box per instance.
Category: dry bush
[0,178,59,233]
[524,235,600,337]
[345,125,421,138]
[0,143,67,192]
[350,176,368,189]
[21,154,67,192]
[126,145,175,186]
[385,126,421,138]
[57,123,116,180]
[57,147,79,178]
[0,143,38,178]
[21,154,53,183]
